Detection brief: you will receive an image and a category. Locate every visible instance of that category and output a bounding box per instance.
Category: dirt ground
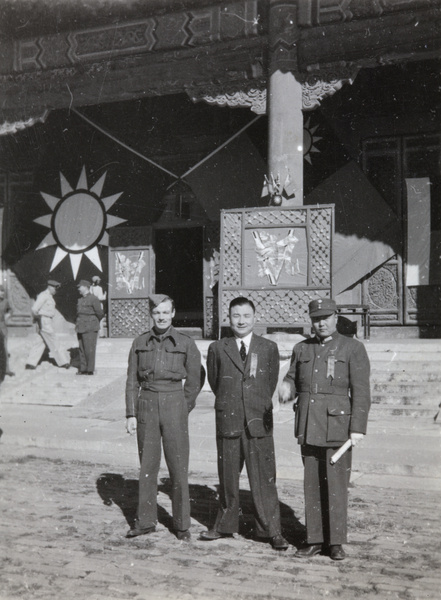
[0,447,440,600]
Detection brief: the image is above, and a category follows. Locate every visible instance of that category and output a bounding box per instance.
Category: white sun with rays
[303,117,322,164]
[34,166,126,278]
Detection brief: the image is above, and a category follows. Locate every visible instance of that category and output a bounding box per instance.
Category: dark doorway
[155,227,203,328]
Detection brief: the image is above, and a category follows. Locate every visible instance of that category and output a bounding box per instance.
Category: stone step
[371,395,439,407]
[373,381,441,393]
[369,405,438,418]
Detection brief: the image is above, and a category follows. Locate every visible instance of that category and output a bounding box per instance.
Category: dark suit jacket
[207,334,279,438]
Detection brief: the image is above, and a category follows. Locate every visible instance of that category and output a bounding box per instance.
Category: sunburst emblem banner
[34,166,126,278]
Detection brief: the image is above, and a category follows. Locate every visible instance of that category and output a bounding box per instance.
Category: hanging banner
[406,178,431,286]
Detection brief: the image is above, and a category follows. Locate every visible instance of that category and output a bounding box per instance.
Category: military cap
[148,294,170,310]
[309,298,337,318]
[77,279,91,288]
[92,275,101,283]
[47,279,61,289]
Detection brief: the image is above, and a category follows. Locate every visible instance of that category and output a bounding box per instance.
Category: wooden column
[268,1,303,205]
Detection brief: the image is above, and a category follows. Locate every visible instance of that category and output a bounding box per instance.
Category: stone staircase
[95,337,441,418]
[365,340,441,418]
[3,335,440,419]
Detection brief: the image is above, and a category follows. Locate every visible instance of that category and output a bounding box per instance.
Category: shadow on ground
[96,473,305,546]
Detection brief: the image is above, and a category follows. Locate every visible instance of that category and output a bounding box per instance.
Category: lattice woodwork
[221,289,327,327]
[110,298,150,338]
[309,207,332,287]
[221,212,242,287]
[219,207,333,328]
[109,227,151,248]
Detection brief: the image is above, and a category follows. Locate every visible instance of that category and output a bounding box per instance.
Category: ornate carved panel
[110,298,150,338]
[219,206,333,330]
[11,1,260,73]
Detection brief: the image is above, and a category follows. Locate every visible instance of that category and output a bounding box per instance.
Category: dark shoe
[5,371,15,376]
[86,371,94,375]
[295,544,323,558]
[25,364,36,370]
[271,534,289,550]
[76,371,87,375]
[126,526,156,538]
[176,529,191,541]
[330,545,346,561]
[60,364,70,369]
[199,529,233,541]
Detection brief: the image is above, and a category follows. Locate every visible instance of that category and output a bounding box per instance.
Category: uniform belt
[140,381,183,392]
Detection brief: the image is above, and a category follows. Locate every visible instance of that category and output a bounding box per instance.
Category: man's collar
[148,325,177,343]
[234,332,253,346]
[315,330,338,344]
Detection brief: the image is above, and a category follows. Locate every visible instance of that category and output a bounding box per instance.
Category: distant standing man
[279,298,371,561]
[91,275,107,338]
[200,297,289,550]
[26,280,70,370]
[75,280,104,375]
[0,284,14,377]
[125,294,201,541]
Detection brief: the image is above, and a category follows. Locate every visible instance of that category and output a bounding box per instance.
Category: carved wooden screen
[108,227,154,337]
[219,206,334,331]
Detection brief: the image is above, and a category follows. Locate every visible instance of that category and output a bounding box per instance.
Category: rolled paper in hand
[330,439,353,465]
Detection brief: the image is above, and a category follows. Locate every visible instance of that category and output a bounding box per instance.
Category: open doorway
[154,227,204,328]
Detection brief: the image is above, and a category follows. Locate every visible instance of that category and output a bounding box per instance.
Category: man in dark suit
[75,279,104,375]
[200,296,288,550]
[279,298,371,561]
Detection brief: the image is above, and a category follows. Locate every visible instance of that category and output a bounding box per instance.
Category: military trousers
[27,327,70,367]
[77,331,98,373]
[214,430,282,538]
[135,390,191,532]
[301,444,352,546]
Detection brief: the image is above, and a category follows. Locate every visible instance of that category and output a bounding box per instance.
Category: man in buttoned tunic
[26,280,70,370]
[75,279,104,375]
[199,296,289,550]
[279,298,371,561]
[125,295,201,542]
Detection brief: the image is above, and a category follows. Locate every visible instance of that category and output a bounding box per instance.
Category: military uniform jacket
[284,332,371,447]
[75,293,104,334]
[125,326,201,417]
[207,334,279,438]
[32,289,57,333]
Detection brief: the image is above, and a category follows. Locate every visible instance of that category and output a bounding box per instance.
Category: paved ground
[0,335,440,599]
[0,445,440,600]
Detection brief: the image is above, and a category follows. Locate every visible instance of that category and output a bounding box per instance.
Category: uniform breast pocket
[297,358,312,383]
[333,356,348,385]
[136,349,155,372]
[165,348,186,374]
[327,400,351,443]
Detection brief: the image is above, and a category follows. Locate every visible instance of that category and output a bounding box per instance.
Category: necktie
[240,341,247,362]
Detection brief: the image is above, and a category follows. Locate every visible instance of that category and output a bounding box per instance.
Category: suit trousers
[214,430,282,538]
[77,331,98,373]
[136,390,191,532]
[27,328,70,367]
[301,444,352,545]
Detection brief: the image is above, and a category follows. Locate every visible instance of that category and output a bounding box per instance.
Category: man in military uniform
[279,298,371,561]
[125,294,201,541]
[75,279,104,375]
[25,279,70,370]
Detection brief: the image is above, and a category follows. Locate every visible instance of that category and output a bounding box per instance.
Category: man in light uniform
[26,279,70,370]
